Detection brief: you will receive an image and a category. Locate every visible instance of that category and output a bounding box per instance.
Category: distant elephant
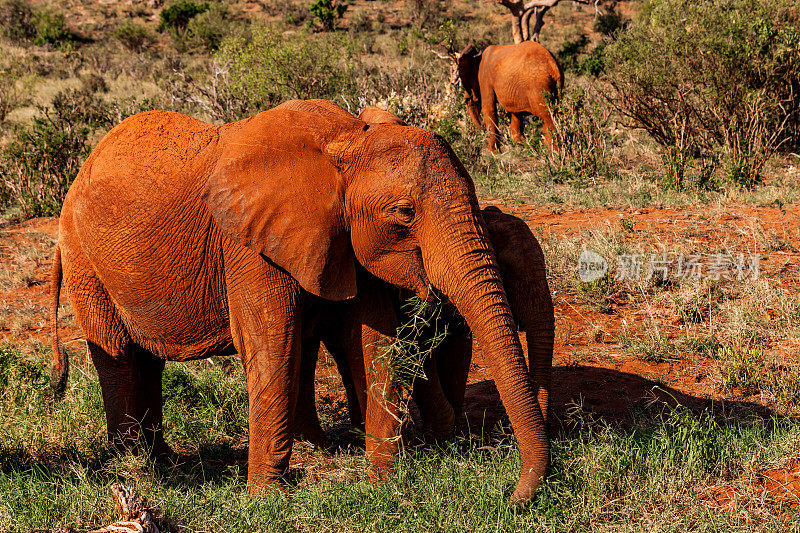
[49,99,548,503]
[294,205,554,447]
[452,41,563,152]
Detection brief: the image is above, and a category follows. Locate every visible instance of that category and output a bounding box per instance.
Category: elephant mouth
[412,272,435,302]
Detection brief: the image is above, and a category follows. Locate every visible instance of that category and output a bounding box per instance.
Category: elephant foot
[109,428,174,460]
[366,461,394,482]
[294,424,330,449]
[150,439,180,465]
[421,405,455,442]
[247,480,290,497]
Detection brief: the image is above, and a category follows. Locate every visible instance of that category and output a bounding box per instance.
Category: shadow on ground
[459,365,779,437]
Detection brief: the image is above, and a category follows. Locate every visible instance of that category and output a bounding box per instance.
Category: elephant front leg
[363,325,402,480]
[466,99,484,128]
[226,257,304,492]
[433,318,473,419]
[412,354,455,440]
[324,279,402,479]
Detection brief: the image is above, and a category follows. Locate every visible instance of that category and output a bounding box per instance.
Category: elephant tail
[50,243,68,396]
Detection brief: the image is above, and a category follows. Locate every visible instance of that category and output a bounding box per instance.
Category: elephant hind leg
[533,99,558,150]
[88,342,170,458]
[509,113,526,144]
[481,98,501,153]
[541,114,557,150]
[63,249,170,456]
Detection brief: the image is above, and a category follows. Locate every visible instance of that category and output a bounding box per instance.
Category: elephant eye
[390,200,416,225]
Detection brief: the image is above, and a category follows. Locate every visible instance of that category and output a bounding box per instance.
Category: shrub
[542,87,617,186]
[114,20,156,53]
[594,5,627,37]
[0,88,111,217]
[213,27,359,113]
[181,3,235,52]
[158,0,209,34]
[0,0,35,43]
[31,7,72,47]
[605,0,800,188]
[556,33,608,77]
[81,72,108,94]
[0,67,29,124]
[405,0,448,27]
[308,0,347,31]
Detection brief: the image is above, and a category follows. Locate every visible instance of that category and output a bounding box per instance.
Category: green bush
[556,34,607,76]
[594,5,627,37]
[158,0,209,34]
[31,7,72,47]
[605,0,800,188]
[0,0,35,43]
[114,20,156,53]
[0,66,29,124]
[0,88,111,217]
[308,0,347,31]
[214,27,359,113]
[542,87,617,187]
[181,3,235,52]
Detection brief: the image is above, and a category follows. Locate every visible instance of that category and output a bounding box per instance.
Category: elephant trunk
[514,285,554,426]
[424,214,549,505]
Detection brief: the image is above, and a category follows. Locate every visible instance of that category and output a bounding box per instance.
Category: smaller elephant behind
[295,205,555,447]
[451,41,563,152]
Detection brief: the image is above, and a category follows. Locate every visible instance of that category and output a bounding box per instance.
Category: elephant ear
[276,99,356,120]
[457,44,481,94]
[203,108,363,301]
[358,107,408,126]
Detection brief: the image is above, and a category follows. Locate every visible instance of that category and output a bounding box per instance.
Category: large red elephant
[452,41,563,152]
[50,100,548,504]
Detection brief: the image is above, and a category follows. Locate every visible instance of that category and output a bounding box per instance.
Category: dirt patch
[698,460,800,512]
[758,459,800,509]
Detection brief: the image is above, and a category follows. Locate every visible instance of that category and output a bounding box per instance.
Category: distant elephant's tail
[50,243,68,396]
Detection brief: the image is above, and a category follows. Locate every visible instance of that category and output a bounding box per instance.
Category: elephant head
[455,45,484,127]
[203,100,548,504]
[357,106,409,126]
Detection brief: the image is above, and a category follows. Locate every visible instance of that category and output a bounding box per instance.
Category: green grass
[2,343,800,531]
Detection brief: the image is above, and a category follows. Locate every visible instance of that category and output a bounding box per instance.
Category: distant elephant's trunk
[423,210,548,505]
